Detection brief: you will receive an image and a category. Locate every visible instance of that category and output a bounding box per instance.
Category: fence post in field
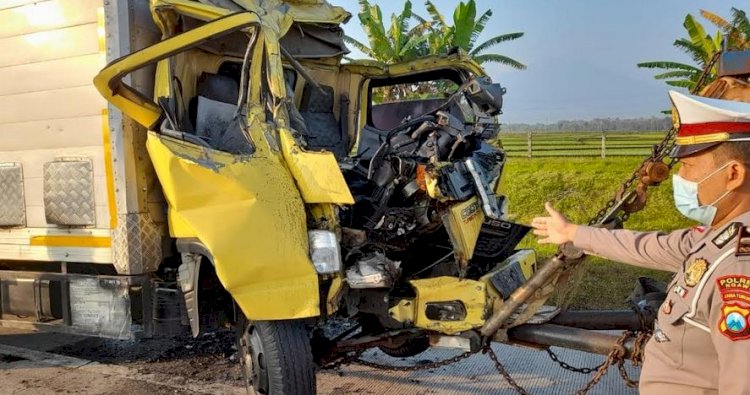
[601,130,606,158]
[527,131,533,159]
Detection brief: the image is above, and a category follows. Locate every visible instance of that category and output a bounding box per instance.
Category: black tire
[378,335,430,358]
[237,317,315,395]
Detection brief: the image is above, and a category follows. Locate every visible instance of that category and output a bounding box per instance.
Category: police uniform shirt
[573,211,750,395]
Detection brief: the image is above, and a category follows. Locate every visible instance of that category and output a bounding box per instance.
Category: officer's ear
[726,160,747,192]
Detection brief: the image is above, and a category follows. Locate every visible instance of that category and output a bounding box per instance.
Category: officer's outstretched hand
[531,202,579,245]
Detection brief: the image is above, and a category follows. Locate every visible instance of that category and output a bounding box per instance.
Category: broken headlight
[308,230,342,274]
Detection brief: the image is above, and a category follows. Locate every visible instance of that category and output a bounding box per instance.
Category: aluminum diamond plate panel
[0,163,25,227]
[43,159,96,226]
[112,212,164,274]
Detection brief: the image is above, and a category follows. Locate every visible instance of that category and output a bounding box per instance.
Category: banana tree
[343,0,430,65]
[421,0,525,69]
[639,9,749,91]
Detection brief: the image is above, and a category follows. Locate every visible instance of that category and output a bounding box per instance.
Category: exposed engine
[338,77,528,285]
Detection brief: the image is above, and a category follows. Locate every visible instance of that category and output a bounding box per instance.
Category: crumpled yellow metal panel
[93,12,260,129]
[278,129,354,204]
[342,51,485,78]
[409,277,487,335]
[442,197,484,267]
[146,131,320,320]
[150,0,350,34]
[480,249,537,319]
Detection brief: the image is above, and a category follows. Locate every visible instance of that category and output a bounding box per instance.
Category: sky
[330,0,741,123]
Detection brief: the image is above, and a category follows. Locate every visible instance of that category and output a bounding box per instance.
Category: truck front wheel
[237,317,316,395]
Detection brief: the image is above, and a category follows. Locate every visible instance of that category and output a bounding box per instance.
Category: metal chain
[485,345,531,395]
[588,50,721,228]
[353,350,475,372]
[318,351,364,371]
[545,348,604,374]
[569,331,632,395]
[587,125,678,226]
[323,330,648,395]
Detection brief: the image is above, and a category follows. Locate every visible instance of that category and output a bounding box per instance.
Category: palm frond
[399,35,428,57]
[343,35,376,59]
[653,70,698,80]
[470,32,524,56]
[700,9,730,32]
[425,1,447,27]
[473,54,526,69]
[637,61,702,72]
[683,14,716,64]
[408,20,433,36]
[412,13,428,25]
[470,10,492,47]
[731,7,750,36]
[673,38,708,65]
[396,1,413,48]
[452,0,477,49]
[665,80,696,88]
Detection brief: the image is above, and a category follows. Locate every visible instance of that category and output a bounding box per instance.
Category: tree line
[502,117,673,132]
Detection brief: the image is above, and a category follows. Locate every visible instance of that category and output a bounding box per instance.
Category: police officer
[531,90,750,395]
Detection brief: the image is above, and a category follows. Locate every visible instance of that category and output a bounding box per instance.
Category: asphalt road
[0,327,640,395]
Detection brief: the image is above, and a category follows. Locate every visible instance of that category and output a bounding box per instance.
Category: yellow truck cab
[1,1,543,394]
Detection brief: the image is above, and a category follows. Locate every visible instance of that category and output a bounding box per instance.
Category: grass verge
[501,156,693,309]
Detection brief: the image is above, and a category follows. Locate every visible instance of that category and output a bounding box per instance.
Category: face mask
[672,162,733,225]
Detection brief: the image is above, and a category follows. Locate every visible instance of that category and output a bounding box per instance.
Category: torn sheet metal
[146,131,320,320]
[278,129,353,204]
[441,197,484,269]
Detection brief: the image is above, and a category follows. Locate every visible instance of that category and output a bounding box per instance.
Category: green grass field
[500,155,693,310]
[501,131,666,157]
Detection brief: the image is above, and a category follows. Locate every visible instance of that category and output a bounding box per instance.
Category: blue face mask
[672,162,732,225]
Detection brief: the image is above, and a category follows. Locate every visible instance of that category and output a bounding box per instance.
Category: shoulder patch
[717,276,750,341]
[736,226,750,256]
[718,303,750,341]
[713,222,741,249]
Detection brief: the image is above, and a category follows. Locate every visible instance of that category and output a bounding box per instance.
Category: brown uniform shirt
[574,211,750,395]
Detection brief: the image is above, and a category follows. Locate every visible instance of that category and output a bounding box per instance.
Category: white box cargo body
[0,0,168,338]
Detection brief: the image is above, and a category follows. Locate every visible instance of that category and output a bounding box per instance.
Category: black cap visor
[669,142,723,158]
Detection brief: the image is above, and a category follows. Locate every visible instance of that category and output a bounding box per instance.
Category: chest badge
[685,258,708,287]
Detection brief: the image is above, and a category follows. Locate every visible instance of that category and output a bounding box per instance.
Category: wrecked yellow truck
[0,0,664,394]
